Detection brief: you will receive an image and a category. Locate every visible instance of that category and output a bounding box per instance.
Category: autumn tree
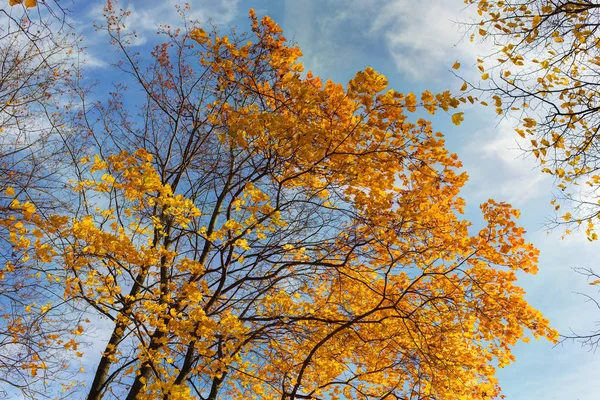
[464,0,600,349]
[0,1,86,398]
[463,0,600,230]
[4,3,558,399]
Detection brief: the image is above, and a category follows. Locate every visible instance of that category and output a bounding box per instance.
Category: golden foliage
[466,0,600,238]
[1,5,557,399]
[8,0,37,7]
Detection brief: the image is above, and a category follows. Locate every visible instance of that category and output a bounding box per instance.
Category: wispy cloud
[89,0,239,38]
[459,116,552,207]
[365,0,492,81]
[79,0,240,55]
[372,1,471,80]
[281,0,492,83]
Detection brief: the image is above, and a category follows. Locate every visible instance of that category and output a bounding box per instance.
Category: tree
[463,0,600,231]
[0,1,84,398]
[6,4,557,400]
[464,0,600,348]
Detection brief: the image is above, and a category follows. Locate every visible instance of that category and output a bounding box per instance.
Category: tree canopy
[0,2,559,399]
[465,0,600,233]
[0,0,81,396]
[465,0,600,349]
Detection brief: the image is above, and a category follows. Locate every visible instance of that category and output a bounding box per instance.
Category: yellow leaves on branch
[189,27,208,44]
[404,92,417,112]
[0,7,559,399]
[465,0,600,235]
[8,0,36,7]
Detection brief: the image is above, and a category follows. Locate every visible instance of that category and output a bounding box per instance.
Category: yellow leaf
[481,73,489,80]
[24,0,36,7]
[5,187,15,196]
[190,28,208,44]
[460,81,468,91]
[451,112,464,126]
[452,61,461,70]
[405,92,417,112]
[479,28,487,36]
[22,202,35,214]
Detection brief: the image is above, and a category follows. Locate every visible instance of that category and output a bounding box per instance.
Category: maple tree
[465,0,600,348]
[1,3,558,399]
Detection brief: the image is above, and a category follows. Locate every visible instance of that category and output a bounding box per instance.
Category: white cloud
[86,0,239,47]
[460,116,552,206]
[367,0,491,81]
[375,1,466,79]
[280,0,493,82]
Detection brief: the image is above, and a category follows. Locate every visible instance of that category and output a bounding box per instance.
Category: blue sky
[12,0,600,398]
